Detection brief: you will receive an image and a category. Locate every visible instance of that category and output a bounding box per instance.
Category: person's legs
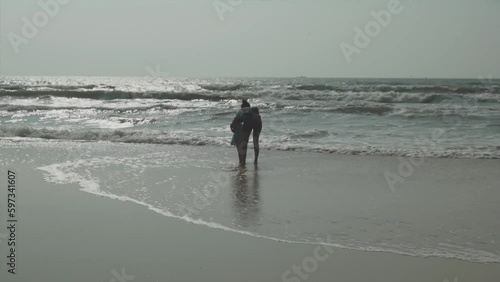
[253,129,260,164]
[237,130,251,165]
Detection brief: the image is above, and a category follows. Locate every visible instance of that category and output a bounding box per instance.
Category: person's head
[241,100,251,108]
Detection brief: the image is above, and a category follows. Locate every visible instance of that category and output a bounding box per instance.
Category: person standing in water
[230,100,262,165]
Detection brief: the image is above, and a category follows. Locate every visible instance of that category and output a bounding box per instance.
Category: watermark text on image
[177,172,230,217]
[6,170,18,275]
[213,0,243,21]
[109,267,135,282]
[8,0,71,54]
[340,0,409,64]
[282,235,334,282]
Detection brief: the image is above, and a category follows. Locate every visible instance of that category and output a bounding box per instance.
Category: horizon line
[1,74,499,80]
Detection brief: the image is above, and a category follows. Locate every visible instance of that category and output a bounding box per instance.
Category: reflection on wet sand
[232,165,261,228]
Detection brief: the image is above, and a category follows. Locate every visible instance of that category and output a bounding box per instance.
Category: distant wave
[1,89,499,104]
[2,127,498,159]
[292,84,336,91]
[330,104,393,115]
[0,83,116,91]
[199,83,249,92]
[0,103,176,112]
[0,90,237,101]
[3,102,490,120]
[291,84,500,94]
[371,93,440,103]
[273,92,500,104]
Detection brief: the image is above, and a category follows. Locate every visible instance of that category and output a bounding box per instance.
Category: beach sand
[0,140,499,282]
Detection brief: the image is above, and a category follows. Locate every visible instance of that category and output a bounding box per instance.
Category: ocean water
[1,76,500,264]
[1,76,499,158]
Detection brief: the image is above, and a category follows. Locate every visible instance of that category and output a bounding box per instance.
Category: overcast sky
[1,0,499,78]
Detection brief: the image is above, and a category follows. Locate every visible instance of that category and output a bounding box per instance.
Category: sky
[0,0,499,78]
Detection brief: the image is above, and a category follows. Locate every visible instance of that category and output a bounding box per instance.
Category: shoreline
[1,137,499,160]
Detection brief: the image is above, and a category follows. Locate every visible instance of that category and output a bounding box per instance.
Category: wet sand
[0,140,499,282]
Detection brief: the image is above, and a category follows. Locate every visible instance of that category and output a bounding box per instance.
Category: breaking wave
[0,103,176,112]
[291,84,500,94]
[199,83,249,92]
[330,104,393,115]
[0,90,237,101]
[2,89,497,105]
[1,126,498,159]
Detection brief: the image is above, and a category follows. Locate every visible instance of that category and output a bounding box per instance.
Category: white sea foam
[3,126,498,159]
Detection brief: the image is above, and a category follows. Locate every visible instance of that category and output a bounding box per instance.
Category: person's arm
[230,109,244,132]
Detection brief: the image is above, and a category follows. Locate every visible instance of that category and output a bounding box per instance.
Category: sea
[0,76,499,158]
[1,76,499,264]
[0,77,500,158]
